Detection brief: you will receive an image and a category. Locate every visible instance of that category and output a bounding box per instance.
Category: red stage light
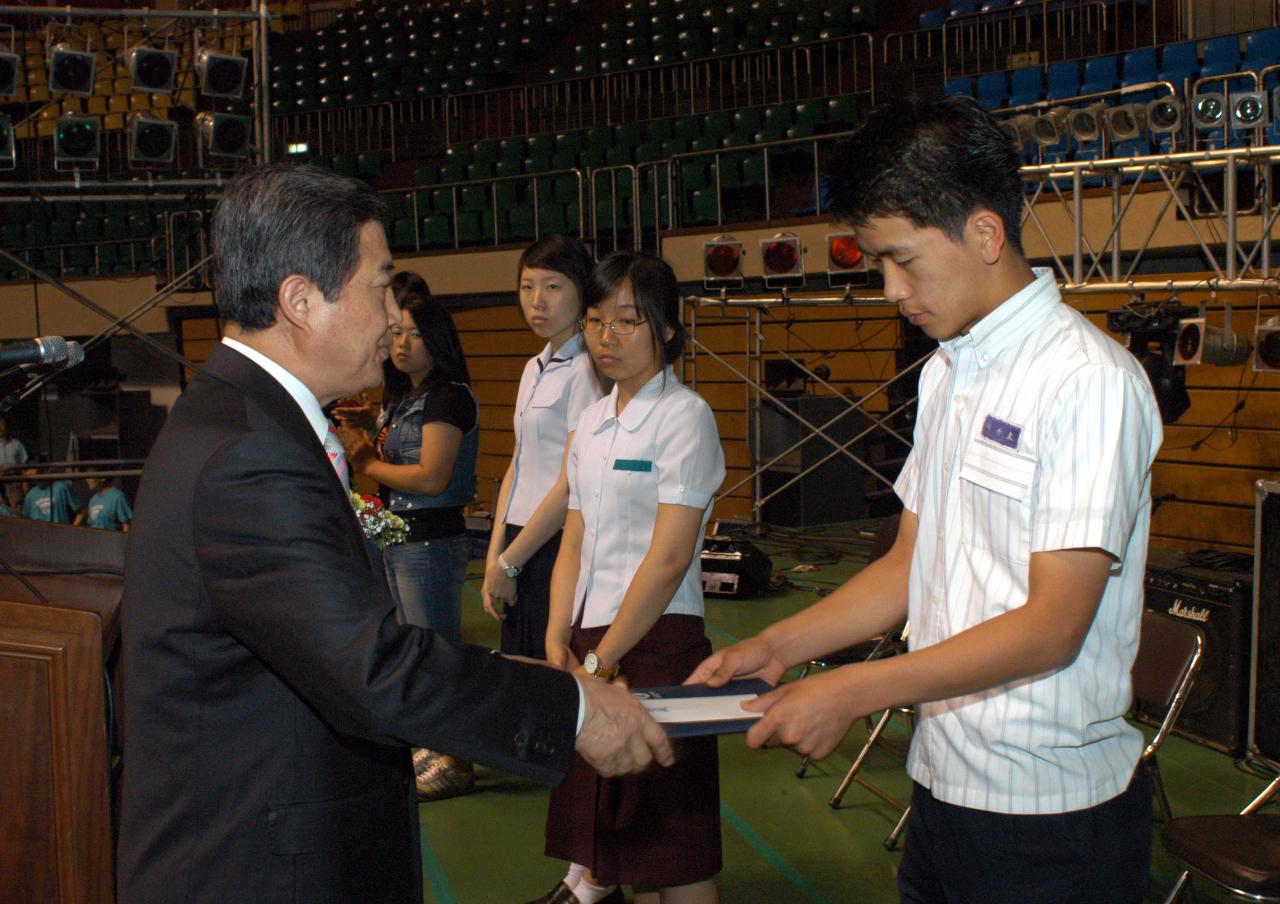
[706,243,741,277]
[828,234,863,270]
[762,239,799,274]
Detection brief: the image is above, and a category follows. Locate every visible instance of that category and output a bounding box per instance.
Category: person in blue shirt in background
[76,475,133,531]
[21,461,80,523]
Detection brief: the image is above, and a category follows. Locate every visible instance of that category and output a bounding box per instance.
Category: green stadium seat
[358,152,383,178]
[509,205,536,241]
[392,216,418,249]
[538,202,569,235]
[460,185,489,211]
[422,214,452,247]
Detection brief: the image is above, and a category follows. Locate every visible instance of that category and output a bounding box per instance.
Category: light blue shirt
[85,485,133,530]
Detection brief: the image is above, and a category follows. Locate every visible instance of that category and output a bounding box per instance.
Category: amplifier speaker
[1143,546,1252,756]
[1251,480,1280,758]
[701,536,773,599]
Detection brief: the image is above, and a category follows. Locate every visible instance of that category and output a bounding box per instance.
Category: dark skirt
[544,614,722,888]
[498,524,561,659]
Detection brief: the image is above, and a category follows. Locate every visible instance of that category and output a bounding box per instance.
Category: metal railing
[269,95,449,162]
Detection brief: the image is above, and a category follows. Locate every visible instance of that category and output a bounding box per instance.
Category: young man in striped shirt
[690,95,1163,903]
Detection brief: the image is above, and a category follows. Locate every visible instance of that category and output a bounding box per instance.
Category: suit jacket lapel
[201,344,373,569]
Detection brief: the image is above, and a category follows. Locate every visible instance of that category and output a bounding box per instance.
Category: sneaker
[416,760,476,801]
[412,747,440,777]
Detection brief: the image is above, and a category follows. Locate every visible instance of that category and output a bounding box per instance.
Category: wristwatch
[498,553,521,578]
[582,650,619,680]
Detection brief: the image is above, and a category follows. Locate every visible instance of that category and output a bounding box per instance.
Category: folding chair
[1160,770,1280,902]
[1131,608,1205,823]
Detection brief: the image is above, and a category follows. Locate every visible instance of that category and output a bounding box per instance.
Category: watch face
[584,652,599,674]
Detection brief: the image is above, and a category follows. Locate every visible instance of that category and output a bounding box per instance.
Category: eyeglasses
[580,316,648,336]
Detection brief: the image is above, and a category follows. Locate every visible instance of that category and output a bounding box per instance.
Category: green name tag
[613,459,653,472]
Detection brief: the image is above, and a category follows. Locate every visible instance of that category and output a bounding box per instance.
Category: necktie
[324,421,350,493]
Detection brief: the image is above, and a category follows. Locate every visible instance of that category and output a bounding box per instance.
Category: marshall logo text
[1167,599,1211,624]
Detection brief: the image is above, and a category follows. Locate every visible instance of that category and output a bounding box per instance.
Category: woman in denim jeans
[338,271,479,800]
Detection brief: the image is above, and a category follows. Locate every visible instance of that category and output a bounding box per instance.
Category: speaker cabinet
[754,395,868,528]
[1251,479,1280,758]
[1144,546,1252,755]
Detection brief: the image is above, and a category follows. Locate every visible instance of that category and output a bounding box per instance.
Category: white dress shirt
[221,337,329,446]
[895,268,1163,815]
[504,333,604,527]
[568,367,725,629]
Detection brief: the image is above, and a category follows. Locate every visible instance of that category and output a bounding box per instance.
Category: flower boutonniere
[350,492,408,549]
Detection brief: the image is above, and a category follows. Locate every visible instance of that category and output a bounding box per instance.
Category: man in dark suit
[117,164,673,904]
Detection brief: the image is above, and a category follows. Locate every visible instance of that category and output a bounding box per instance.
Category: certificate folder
[633,678,773,737]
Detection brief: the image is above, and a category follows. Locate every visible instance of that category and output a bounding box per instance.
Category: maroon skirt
[544,614,722,888]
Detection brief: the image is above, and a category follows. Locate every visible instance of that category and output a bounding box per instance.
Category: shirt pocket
[958,439,1037,560]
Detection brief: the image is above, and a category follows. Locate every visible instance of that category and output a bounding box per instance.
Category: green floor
[421,522,1272,903]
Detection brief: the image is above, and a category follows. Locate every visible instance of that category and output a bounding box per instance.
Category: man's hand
[740,666,872,759]
[575,676,675,777]
[480,556,515,621]
[685,635,788,688]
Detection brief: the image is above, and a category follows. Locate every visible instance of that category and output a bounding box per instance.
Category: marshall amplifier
[1251,480,1280,758]
[1143,546,1253,755]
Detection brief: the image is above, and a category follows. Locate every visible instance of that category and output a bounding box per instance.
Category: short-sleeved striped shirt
[895,268,1163,815]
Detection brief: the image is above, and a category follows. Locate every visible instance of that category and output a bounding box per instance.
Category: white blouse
[504,332,605,527]
[567,367,725,629]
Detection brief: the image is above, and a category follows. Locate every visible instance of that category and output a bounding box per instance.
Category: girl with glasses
[530,251,725,904]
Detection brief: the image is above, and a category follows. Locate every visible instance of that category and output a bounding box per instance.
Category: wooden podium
[0,519,125,904]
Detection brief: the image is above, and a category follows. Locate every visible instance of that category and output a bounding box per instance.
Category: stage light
[998,113,1035,148]
[1230,90,1269,130]
[1255,316,1280,373]
[1031,106,1071,146]
[129,114,177,165]
[703,234,744,288]
[1173,317,1251,366]
[0,114,14,171]
[826,232,868,287]
[128,46,177,94]
[49,43,96,96]
[1147,97,1183,134]
[759,232,804,287]
[0,52,18,97]
[1068,105,1107,144]
[1105,103,1147,142]
[197,112,252,159]
[53,112,100,169]
[1191,92,1227,130]
[197,48,248,99]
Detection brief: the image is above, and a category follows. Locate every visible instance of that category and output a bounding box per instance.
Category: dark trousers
[498,524,561,659]
[898,767,1151,904]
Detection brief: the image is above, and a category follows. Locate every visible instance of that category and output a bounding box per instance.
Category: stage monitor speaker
[1251,480,1280,758]
[753,395,868,528]
[1143,546,1252,755]
[701,536,773,598]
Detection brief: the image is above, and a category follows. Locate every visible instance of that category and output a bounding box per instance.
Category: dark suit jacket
[117,345,578,904]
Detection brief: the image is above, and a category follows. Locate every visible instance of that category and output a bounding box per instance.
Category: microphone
[0,336,71,367]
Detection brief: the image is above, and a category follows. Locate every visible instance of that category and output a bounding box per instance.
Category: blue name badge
[981,414,1022,450]
[613,458,653,472]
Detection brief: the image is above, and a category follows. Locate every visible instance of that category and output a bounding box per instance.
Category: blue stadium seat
[948,1,978,17]
[919,8,946,29]
[945,76,975,97]
[1158,41,1199,89]
[1199,34,1242,78]
[1080,54,1118,95]
[976,71,1009,108]
[1247,27,1280,88]
[1009,65,1042,105]
[1122,47,1158,85]
[1045,60,1080,100]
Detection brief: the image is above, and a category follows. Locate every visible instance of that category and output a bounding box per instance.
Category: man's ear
[969,209,1007,266]
[277,274,317,331]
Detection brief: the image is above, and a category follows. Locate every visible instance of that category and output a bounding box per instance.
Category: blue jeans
[382,532,469,643]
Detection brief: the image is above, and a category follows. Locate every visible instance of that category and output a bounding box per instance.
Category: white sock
[563,863,585,890]
[574,877,617,904]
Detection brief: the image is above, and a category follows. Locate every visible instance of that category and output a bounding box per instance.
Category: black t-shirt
[417,380,477,434]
